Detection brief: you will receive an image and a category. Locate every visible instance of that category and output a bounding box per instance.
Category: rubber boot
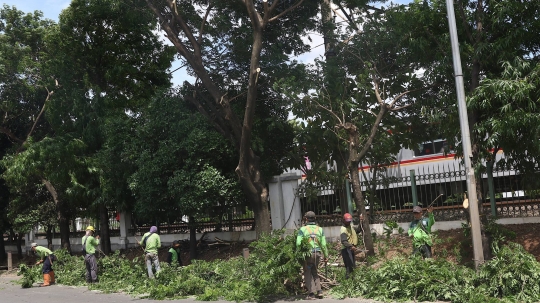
[40,273,51,287]
[49,271,55,284]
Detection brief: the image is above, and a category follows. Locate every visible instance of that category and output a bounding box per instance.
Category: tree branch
[268,0,305,23]
[198,1,214,46]
[243,0,263,29]
[0,126,23,144]
[312,99,343,126]
[389,103,412,112]
[388,89,411,108]
[164,0,202,57]
[26,88,53,142]
[355,104,388,162]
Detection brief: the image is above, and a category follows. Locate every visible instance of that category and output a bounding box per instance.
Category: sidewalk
[0,274,441,303]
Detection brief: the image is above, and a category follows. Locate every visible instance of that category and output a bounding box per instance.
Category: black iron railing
[297,163,540,224]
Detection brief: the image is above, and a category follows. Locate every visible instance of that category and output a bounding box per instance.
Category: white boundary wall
[7,217,539,255]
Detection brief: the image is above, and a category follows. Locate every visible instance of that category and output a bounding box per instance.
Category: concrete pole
[410,170,418,207]
[445,0,484,269]
[7,251,12,271]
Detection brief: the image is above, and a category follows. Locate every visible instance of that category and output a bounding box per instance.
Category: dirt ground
[368,223,540,266]
[2,223,540,271]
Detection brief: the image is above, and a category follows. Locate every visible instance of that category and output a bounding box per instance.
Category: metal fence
[297,163,540,225]
[31,207,255,239]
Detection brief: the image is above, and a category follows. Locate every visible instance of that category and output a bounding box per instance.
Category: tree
[389,0,540,258]
[111,90,244,259]
[469,58,540,179]
[145,0,318,236]
[280,3,435,255]
[0,5,65,251]
[41,0,175,253]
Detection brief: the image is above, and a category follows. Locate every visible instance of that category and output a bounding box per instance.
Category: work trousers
[42,254,56,274]
[413,244,432,258]
[303,251,322,295]
[85,254,98,282]
[145,252,161,278]
[341,247,356,279]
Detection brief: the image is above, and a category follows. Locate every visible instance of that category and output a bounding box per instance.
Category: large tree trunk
[0,233,5,262]
[42,179,72,253]
[99,204,112,255]
[46,225,53,248]
[349,160,375,256]
[189,216,197,261]
[9,228,15,242]
[16,233,23,259]
[58,213,71,253]
[239,179,270,235]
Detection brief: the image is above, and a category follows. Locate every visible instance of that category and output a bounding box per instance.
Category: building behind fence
[5,154,540,246]
[297,161,540,226]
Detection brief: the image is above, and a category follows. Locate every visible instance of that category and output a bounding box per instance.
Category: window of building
[414,139,448,156]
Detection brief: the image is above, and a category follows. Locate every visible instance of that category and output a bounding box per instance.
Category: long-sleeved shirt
[35,246,52,260]
[296,222,328,258]
[340,224,362,248]
[82,235,100,254]
[167,247,182,266]
[408,212,435,247]
[140,232,161,254]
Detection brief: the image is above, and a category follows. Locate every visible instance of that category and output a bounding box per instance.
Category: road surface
[0,273,441,303]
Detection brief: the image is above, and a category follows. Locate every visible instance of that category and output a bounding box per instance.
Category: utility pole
[445,0,484,269]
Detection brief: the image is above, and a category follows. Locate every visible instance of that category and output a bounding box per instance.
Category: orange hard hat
[343,213,353,222]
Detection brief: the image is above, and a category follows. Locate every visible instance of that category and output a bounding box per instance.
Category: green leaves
[17,237,540,302]
[469,58,540,174]
[17,232,306,301]
[17,264,39,288]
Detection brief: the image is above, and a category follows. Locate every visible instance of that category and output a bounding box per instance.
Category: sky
[1,0,410,86]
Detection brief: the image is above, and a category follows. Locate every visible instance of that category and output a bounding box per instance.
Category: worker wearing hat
[340,212,363,279]
[139,226,161,278]
[30,243,56,286]
[82,225,100,283]
[408,206,435,258]
[296,211,328,299]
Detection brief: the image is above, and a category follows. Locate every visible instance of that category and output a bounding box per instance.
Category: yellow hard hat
[86,226,95,231]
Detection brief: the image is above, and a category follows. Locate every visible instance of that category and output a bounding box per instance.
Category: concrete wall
[7,217,538,255]
[6,230,257,255]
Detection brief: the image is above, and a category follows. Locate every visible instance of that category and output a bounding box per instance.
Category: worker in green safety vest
[139,226,161,278]
[296,211,328,300]
[408,206,435,258]
[167,240,183,267]
[31,243,57,287]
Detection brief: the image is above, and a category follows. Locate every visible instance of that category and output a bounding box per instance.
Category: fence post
[7,251,12,271]
[119,212,132,249]
[242,248,249,259]
[410,170,418,207]
[486,162,497,217]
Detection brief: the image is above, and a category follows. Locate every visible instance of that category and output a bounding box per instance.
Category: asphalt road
[0,274,440,303]
[0,274,380,303]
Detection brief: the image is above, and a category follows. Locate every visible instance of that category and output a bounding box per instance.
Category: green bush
[17,264,39,288]
[476,243,540,302]
[331,256,479,302]
[15,232,540,303]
